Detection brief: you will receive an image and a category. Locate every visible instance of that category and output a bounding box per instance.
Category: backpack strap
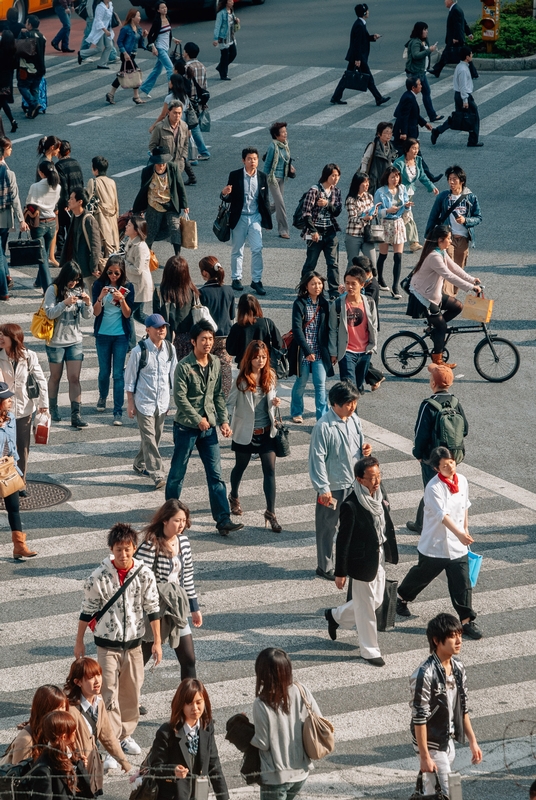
[133,339,148,395]
[90,564,144,625]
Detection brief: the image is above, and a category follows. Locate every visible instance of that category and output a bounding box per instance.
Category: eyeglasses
[107,271,121,276]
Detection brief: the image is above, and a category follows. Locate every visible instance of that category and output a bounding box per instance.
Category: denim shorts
[46,342,84,363]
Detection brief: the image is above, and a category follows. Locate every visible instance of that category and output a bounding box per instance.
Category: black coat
[149,722,229,800]
[288,295,334,378]
[133,163,187,216]
[198,281,235,336]
[224,168,272,231]
[345,18,374,64]
[0,48,17,104]
[23,755,93,800]
[335,487,398,583]
[445,3,471,47]
[393,90,427,143]
[56,156,84,209]
[226,317,284,365]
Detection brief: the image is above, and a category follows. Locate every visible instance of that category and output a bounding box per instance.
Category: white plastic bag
[33,412,51,445]
[191,304,217,332]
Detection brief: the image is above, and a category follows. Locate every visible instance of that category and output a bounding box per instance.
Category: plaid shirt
[345,192,375,236]
[301,184,342,237]
[186,59,207,98]
[303,297,321,360]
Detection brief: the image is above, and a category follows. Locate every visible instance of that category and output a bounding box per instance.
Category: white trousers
[331,550,385,659]
[422,739,456,795]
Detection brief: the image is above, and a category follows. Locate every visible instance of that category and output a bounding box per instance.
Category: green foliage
[501,0,532,18]
[471,12,536,57]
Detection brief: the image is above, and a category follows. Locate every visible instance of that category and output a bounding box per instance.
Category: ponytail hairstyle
[38,161,60,189]
[38,711,77,790]
[199,255,225,286]
[37,135,61,157]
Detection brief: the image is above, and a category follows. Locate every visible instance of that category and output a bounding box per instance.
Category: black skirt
[232,428,276,455]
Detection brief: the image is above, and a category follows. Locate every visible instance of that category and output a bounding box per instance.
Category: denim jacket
[214,8,235,41]
[0,412,22,475]
[116,24,145,55]
[373,185,410,220]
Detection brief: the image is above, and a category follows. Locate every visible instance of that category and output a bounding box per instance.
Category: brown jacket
[148,118,189,169]
[69,702,131,791]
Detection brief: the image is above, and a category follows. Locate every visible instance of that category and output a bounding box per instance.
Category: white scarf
[354,480,386,544]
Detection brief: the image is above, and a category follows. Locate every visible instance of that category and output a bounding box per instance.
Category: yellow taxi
[0,0,53,25]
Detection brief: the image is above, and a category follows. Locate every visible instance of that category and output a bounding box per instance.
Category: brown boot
[12,531,37,559]
[228,494,243,515]
[430,352,457,369]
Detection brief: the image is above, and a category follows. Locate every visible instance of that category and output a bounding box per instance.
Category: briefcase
[342,69,370,93]
[8,234,41,267]
[448,110,477,132]
[376,578,398,631]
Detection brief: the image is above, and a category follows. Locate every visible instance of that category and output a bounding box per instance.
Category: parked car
[0,0,53,24]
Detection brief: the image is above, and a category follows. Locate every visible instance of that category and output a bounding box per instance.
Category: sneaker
[197,154,210,161]
[141,91,152,99]
[231,279,243,291]
[133,465,150,477]
[96,397,106,412]
[396,598,411,618]
[462,621,483,640]
[113,414,123,426]
[120,736,141,756]
[103,755,119,771]
[324,608,339,641]
[291,416,303,424]
[409,242,423,252]
[154,478,166,490]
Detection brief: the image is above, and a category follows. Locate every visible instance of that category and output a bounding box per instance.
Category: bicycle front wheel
[473,336,520,382]
[381,332,428,377]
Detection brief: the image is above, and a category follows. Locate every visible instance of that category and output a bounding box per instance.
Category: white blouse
[419,473,471,560]
[25,179,61,218]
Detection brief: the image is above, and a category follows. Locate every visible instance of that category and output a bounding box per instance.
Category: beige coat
[148,118,189,171]
[8,725,33,766]
[87,175,120,256]
[0,348,48,418]
[124,236,153,304]
[69,702,131,774]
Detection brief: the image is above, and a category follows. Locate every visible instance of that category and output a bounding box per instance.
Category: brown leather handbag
[0,456,25,498]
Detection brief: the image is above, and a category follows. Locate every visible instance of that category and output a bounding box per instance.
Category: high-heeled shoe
[10,121,18,133]
[228,494,243,516]
[264,510,282,533]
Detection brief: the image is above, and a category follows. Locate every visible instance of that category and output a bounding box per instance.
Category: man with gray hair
[308,380,372,581]
[149,101,189,176]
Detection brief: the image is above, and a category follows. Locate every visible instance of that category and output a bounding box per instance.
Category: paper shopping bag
[180,215,198,249]
[460,294,493,323]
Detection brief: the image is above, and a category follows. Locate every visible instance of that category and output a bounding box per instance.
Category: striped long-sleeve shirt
[136,535,199,612]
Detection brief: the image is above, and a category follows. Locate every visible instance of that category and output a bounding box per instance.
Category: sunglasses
[107,271,121,276]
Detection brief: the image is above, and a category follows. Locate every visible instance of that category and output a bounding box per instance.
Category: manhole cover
[0,481,71,511]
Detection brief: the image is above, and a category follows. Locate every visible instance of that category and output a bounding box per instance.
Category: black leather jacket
[410,653,468,751]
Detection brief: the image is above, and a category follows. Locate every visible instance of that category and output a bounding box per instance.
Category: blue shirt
[242,168,259,216]
[124,338,178,416]
[98,292,126,336]
[308,408,365,494]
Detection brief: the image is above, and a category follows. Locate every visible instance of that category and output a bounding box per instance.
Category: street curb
[472,53,536,70]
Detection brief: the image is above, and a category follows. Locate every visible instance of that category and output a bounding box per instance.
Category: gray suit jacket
[227,380,277,445]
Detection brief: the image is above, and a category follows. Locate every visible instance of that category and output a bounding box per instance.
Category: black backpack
[0,759,34,800]
[426,396,465,464]
[133,337,174,394]
[292,184,321,230]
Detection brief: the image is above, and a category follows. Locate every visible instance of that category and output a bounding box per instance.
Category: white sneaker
[120,736,142,755]
[103,755,119,771]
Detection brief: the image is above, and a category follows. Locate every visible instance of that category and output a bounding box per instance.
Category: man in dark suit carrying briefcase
[221,147,272,296]
[430,0,474,78]
[330,3,390,107]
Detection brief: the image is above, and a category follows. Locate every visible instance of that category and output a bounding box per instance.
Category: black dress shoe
[217,520,244,535]
[315,566,336,582]
[430,128,439,146]
[430,115,444,122]
[19,489,29,498]
[396,599,411,618]
[251,281,266,296]
[232,279,243,291]
[406,520,422,533]
[467,142,484,147]
[184,179,197,186]
[430,173,443,183]
[324,608,339,641]
[427,69,440,78]
[139,705,148,715]
[330,98,347,105]
[220,76,231,81]
[51,41,61,52]
[62,48,75,53]
[363,656,385,667]
[462,621,483,640]
[375,96,390,106]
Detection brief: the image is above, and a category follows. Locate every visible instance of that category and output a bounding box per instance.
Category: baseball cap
[0,381,15,400]
[427,364,454,389]
[145,314,169,329]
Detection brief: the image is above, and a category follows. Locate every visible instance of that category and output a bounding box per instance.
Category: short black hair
[355,455,379,479]
[190,320,215,341]
[379,166,401,187]
[428,446,454,470]
[459,45,472,60]
[269,121,287,139]
[406,75,421,91]
[107,522,138,549]
[183,41,199,58]
[445,165,467,188]
[242,147,259,160]
[319,163,341,183]
[27,14,40,28]
[426,613,463,653]
[71,187,89,207]
[328,380,359,408]
[59,140,71,158]
[354,3,368,17]
[529,779,536,799]
[344,266,367,284]
[352,255,372,272]
[92,155,109,175]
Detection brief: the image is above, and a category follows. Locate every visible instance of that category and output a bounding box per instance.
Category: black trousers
[413,461,437,529]
[4,490,22,532]
[436,92,480,145]
[332,61,382,103]
[398,551,475,622]
[301,226,339,298]
[216,43,237,79]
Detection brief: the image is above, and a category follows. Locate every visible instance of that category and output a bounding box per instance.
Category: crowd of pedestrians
[0,2,516,797]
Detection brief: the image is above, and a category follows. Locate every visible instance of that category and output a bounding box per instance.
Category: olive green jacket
[173,351,228,429]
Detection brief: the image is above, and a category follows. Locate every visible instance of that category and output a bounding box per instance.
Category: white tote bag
[191,303,217,332]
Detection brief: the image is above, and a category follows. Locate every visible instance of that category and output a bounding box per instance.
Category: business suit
[331,17,383,104]
[149,721,229,800]
[432,2,472,77]
[224,167,272,285]
[330,486,398,659]
[393,90,428,145]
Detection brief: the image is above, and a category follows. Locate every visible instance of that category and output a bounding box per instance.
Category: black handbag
[400,269,415,296]
[375,578,398,631]
[342,69,370,92]
[270,346,289,379]
[111,11,121,27]
[8,233,42,267]
[408,771,449,800]
[26,358,40,400]
[448,110,477,132]
[213,200,231,243]
[273,408,290,458]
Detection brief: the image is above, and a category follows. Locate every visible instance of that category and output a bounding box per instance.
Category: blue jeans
[52,4,71,50]
[166,423,231,527]
[190,124,209,157]
[32,220,56,290]
[141,46,174,94]
[0,243,8,296]
[230,213,264,283]
[18,76,41,111]
[290,359,328,420]
[0,228,9,280]
[95,333,129,415]
[260,780,306,800]
[339,351,371,393]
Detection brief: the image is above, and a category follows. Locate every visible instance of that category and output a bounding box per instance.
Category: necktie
[186,731,199,756]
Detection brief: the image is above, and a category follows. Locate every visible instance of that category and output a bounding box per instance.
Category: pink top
[346,299,369,353]
[411,250,476,306]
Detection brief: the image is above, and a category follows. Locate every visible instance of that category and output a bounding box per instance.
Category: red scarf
[438,472,459,494]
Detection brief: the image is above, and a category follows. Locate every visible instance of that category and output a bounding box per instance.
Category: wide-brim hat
[149,146,172,165]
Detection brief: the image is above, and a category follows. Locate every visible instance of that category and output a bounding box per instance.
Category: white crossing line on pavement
[211,67,333,121]
[350,76,454,130]
[433,75,528,121]
[112,165,145,178]
[297,72,405,127]
[232,126,265,137]
[481,87,536,135]
[246,81,338,124]
[515,119,536,138]
[10,133,44,144]
[67,116,102,126]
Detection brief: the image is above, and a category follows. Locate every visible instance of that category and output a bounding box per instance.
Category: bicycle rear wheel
[381,332,427,377]
[473,336,520,382]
